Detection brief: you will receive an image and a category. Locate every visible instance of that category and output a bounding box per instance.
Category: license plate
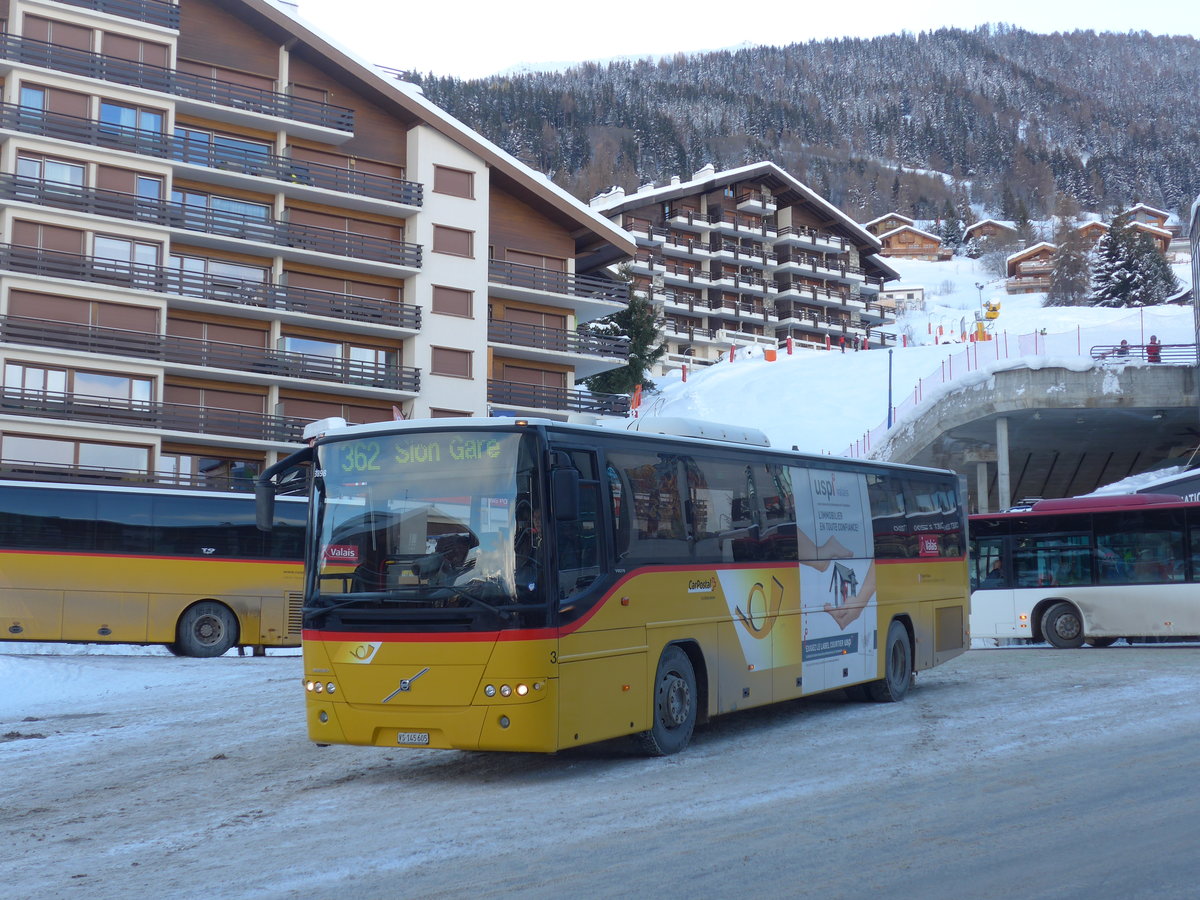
[397,731,430,745]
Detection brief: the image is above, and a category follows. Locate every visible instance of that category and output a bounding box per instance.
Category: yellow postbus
[1,478,306,656]
[258,416,969,754]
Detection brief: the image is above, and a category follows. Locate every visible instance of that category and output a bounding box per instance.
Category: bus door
[969,535,1021,638]
[553,448,642,747]
[793,467,876,694]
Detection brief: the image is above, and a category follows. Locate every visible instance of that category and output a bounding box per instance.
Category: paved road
[3,647,1198,898]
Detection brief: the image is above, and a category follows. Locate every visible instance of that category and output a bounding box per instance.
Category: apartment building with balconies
[591,162,897,375]
[0,0,634,487]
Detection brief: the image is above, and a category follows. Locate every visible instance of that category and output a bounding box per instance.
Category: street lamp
[975,282,985,315]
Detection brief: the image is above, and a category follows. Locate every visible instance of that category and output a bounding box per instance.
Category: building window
[16,154,85,187]
[433,166,475,199]
[432,225,474,258]
[431,347,472,378]
[429,408,471,418]
[174,126,272,167]
[431,285,473,317]
[99,100,164,134]
[94,235,160,267]
[171,188,271,223]
[1,435,150,474]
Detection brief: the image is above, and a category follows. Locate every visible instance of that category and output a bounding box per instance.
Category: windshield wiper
[304,588,426,614]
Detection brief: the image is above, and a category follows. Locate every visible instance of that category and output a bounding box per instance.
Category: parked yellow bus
[1,479,306,656]
[258,416,969,754]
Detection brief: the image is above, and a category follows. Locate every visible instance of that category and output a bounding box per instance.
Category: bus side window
[972,537,1006,590]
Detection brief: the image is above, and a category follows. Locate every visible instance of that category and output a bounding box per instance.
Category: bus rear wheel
[172,602,238,658]
[1086,637,1118,648]
[637,645,697,756]
[1041,602,1085,649]
[867,620,912,702]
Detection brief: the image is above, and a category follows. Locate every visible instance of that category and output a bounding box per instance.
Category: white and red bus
[970,494,1200,647]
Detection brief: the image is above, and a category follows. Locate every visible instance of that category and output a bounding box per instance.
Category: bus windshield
[309,429,547,632]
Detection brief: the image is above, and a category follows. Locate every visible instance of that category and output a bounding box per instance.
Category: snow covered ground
[646,256,1195,458]
[4,645,1199,898]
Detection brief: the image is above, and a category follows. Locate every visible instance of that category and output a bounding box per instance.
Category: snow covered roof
[878,224,942,243]
[1005,241,1057,264]
[251,0,635,262]
[1131,221,1172,239]
[590,161,882,251]
[963,219,1017,238]
[1123,202,1171,221]
[863,212,914,228]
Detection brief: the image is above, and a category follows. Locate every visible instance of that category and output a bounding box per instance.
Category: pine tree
[1044,222,1091,307]
[582,290,666,394]
[1088,212,1179,307]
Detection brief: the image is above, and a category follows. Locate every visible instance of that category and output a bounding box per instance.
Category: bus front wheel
[172,602,238,658]
[1041,602,1085,649]
[867,620,913,702]
[637,645,697,756]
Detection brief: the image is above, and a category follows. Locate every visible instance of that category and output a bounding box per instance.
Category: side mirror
[552,467,580,522]
[255,481,276,532]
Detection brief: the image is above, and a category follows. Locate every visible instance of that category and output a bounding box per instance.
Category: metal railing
[487,320,629,360]
[0,34,354,131]
[1090,344,1198,365]
[0,315,421,392]
[0,104,420,205]
[0,174,422,267]
[1,387,307,442]
[487,381,630,415]
[0,243,421,329]
[488,260,629,305]
[52,0,180,28]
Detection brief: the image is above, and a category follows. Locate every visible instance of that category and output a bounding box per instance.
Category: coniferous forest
[406,26,1200,223]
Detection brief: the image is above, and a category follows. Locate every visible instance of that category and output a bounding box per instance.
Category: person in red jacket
[1147,335,1162,363]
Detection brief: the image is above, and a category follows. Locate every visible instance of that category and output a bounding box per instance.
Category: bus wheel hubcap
[663,675,690,727]
[196,617,220,642]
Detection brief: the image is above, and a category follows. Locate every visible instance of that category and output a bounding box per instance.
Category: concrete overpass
[873,362,1200,513]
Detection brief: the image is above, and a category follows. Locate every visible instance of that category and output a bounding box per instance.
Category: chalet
[877,225,950,261]
[1076,221,1109,246]
[963,219,1018,244]
[862,212,914,237]
[1005,242,1057,294]
[592,162,897,370]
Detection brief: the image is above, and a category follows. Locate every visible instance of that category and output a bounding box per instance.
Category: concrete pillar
[996,417,1011,511]
[976,462,990,514]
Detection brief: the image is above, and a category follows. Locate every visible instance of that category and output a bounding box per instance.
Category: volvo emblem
[381,667,429,703]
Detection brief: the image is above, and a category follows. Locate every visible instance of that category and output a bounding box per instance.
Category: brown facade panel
[287,54,411,163]
[489,188,574,260]
[177,0,281,79]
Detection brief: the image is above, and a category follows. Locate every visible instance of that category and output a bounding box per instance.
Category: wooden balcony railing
[488,260,629,305]
[0,316,420,392]
[0,34,354,131]
[487,381,630,415]
[488,320,629,360]
[0,243,421,330]
[0,174,422,267]
[1,387,307,442]
[52,0,180,28]
[0,104,421,206]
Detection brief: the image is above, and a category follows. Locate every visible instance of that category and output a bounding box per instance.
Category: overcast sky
[294,0,1198,80]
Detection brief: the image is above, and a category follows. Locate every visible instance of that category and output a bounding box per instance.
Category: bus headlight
[325,682,336,694]
[484,684,496,697]
[305,680,316,692]
[499,684,512,697]
[516,683,528,696]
